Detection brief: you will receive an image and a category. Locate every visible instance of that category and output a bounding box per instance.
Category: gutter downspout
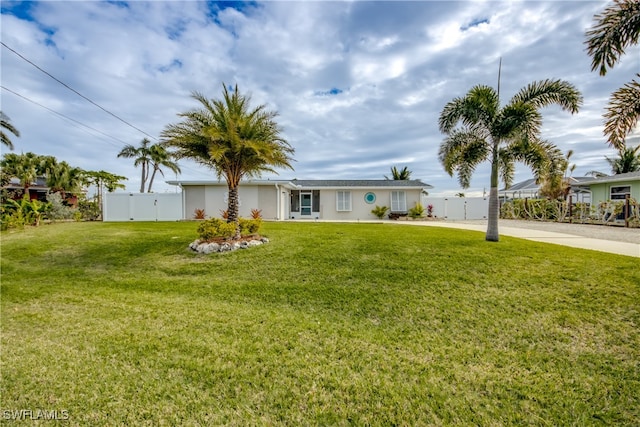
[275,183,280,220]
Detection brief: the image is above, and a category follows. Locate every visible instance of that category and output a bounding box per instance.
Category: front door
[301,193,312,216]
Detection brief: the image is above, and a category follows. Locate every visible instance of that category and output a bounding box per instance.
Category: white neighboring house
[166,179,433,221]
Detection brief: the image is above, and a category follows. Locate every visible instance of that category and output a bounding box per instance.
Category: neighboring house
[2,177,81,206]
[166,179,433,221]
[2,177,49,202]
[574,171,640,205]
[499,177,592,203]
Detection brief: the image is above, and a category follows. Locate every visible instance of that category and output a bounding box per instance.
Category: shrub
[78,199,101,221]
[220,209,229,219]
[197,218,237,240]
[193,208,206,220]
[1,195,48,228]
[239,217,262,235]
[371,205,389,219]
[46,192,78,221]
[408,203,425,219]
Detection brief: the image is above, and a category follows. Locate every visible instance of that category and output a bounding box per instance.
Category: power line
[1,41,158,141]
[1,85,215,179]
[2,85,130,149]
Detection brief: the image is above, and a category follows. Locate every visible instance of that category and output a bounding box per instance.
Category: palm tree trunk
[227,184,241,239]
[147,167,157,193]
[140,163,146,193]
[486,144,500,242]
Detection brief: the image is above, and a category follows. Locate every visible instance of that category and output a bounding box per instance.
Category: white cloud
[1,0,635,197]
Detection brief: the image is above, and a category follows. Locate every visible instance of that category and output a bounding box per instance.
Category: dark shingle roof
[291,179,433,189]
[500,176,595,192]
[579,171,640,185]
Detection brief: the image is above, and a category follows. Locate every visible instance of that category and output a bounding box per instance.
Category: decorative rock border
[189,237,270,254]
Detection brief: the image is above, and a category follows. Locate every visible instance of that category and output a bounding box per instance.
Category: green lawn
[1,221,638,425]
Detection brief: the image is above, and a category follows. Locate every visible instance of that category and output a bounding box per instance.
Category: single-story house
[574,171,640,204]
[2,177,80,206]
[3,177,50,202]
[166,179,433,221]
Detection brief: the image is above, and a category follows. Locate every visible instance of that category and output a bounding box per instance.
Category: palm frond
[509,79,582,114]
[603,75,640,150]
[439,85,498,134]
[438,130,490,188]
[585,0,640,76]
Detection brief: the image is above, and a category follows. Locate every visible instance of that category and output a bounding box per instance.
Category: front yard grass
[1,221,638,425]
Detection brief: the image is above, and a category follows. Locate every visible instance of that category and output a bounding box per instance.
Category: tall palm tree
[1,111,20,151]
[439,79,582,241]
[585,0,640,149]
[385,166,412,180]
[146,144,181,193]
[161,84,294,238]
[606,145,640,174]
[117,138,152,193]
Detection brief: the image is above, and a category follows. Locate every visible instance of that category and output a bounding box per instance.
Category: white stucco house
[166,179,433,221]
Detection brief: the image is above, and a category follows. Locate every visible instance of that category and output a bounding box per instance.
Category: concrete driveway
[389,219,640,258]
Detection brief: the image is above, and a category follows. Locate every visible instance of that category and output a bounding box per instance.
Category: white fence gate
[103,193,183,222]
[423,197,488,220]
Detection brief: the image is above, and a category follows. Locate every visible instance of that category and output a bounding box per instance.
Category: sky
[1,0,638,196]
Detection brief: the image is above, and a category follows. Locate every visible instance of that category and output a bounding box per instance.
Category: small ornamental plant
[371,205,390,219]
[193,208,206,219]
[427,204,434,217]
[408,203,425,219]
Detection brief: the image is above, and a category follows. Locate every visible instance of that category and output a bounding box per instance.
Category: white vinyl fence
[423,197,488,220]
[103,193,183,222]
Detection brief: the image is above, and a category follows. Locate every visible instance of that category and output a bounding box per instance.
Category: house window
[336,191,351,211]
[291,190,300,212]
[391,191,406,212]
[610,186,631,200]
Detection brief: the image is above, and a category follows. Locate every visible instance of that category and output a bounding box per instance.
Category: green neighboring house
[578,171,640,204]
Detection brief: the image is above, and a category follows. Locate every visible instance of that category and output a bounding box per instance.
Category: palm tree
[438,79,582,241]
[161,84,294,238]
[146,144,181,193]
[585,0,640,149]
[385,166,412,180]
[586,145,640,176]
[1,111,20,151]
[45,161,85,198]
[539,149,576,200]
[117,138,152,193]
[0,152,41,194]
[606,145,640,174]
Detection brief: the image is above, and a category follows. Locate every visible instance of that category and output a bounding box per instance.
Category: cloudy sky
[1,0,638,196]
